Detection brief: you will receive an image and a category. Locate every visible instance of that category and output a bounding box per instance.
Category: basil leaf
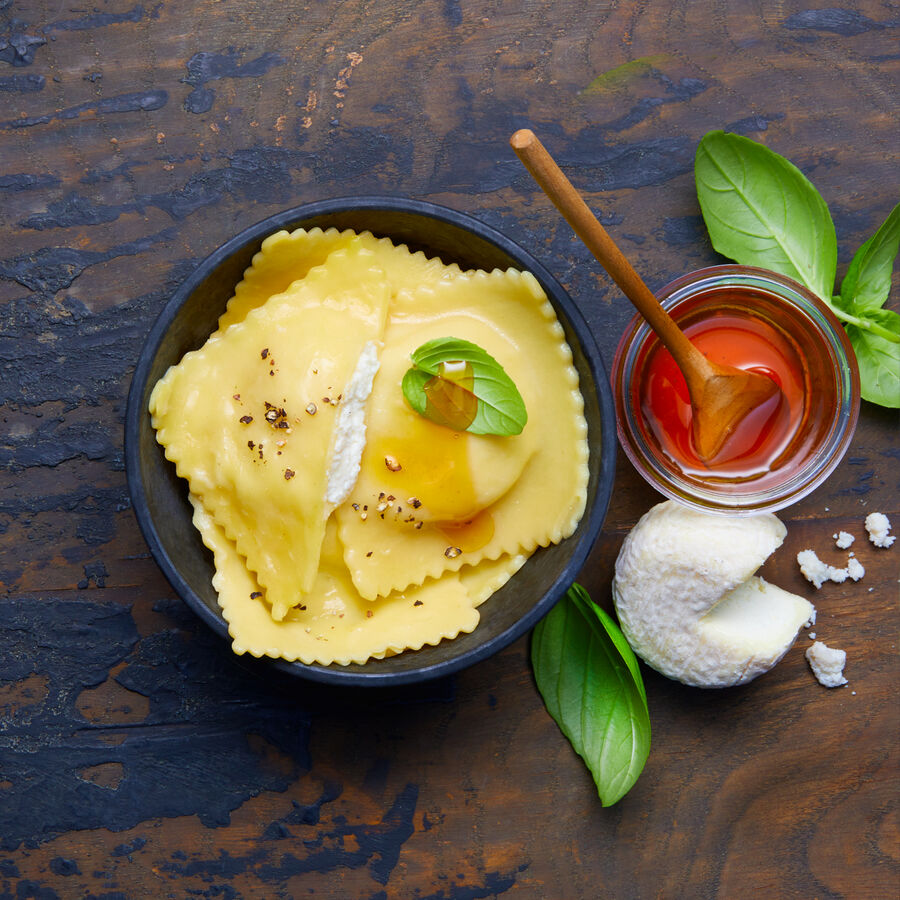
[532,583,651,806]
[402,337,527,436]
[838,201,900,314]
[846,309,900,407]
[695,130,837,303]
[695,131,898,406]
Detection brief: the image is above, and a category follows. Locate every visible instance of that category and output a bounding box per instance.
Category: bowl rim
[125,195,616,686]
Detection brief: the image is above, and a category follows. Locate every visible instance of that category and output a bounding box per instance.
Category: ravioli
[150,245,391,620]
[150,228,589,666]
[337,268,587,600]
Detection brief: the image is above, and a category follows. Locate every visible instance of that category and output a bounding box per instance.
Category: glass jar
[612,265,860,513]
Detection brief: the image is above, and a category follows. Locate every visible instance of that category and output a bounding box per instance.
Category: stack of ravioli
[149,228,589,666]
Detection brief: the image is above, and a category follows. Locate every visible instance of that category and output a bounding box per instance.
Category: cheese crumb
[846,557,865,581]
[834,531,854,549]
[865,512,895,548]
[797,549,864,588]
[797,549,846,588]
[806,641,847,687]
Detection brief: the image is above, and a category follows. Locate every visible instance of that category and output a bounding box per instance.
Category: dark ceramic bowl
[125,197,616,686]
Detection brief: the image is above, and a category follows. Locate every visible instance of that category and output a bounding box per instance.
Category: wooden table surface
[1,1,898,897]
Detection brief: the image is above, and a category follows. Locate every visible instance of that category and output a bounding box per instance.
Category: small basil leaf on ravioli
[402,336,527,436]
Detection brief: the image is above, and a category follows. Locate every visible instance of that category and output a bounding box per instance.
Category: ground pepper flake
[366,610,373,618]
[240,415,253,424]
[284,468,295,480]
[250,591,262,599]
[262,402,292,431]
[306,402,317,415]
[444,546,462,559]
[413,600,423,607]
[261,348,269,359]
[384,455,402,472]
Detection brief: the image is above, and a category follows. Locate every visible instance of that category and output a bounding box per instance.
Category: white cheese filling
[325,340,381,507]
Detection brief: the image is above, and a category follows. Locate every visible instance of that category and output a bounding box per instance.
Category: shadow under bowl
[125,197,616,686]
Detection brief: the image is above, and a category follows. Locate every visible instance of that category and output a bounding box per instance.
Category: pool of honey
[632,287,835,488]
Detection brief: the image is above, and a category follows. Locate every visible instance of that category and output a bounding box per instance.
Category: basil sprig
[401,337,527,436]
[696,130,899,408]
[837,206,900,407]
[532,584,651,806]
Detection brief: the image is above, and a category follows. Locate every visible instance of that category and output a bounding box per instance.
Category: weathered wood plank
[1,0,898,897]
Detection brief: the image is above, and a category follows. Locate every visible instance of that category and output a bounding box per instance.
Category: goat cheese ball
[613,501,813,688]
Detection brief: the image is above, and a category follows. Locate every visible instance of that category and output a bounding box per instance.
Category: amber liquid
[635,288,834,488]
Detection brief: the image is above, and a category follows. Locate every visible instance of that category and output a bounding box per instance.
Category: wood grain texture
[1,0,898,897]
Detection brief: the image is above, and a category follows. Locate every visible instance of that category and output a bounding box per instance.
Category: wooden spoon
[509,128,780,463]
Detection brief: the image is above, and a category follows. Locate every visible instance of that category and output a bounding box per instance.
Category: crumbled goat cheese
[834,531,855,549]
[846,557,865,581]
[865,512,895,548]
[798,550,845,588]
[797,549,864,588]
[805,641,848,687]
[325,341,381,507]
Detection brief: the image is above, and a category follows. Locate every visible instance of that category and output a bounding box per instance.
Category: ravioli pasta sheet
[150,227,589,666]
[192,497,528,666]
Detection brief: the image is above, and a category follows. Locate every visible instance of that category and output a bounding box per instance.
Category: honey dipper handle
[509,129,708,377]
